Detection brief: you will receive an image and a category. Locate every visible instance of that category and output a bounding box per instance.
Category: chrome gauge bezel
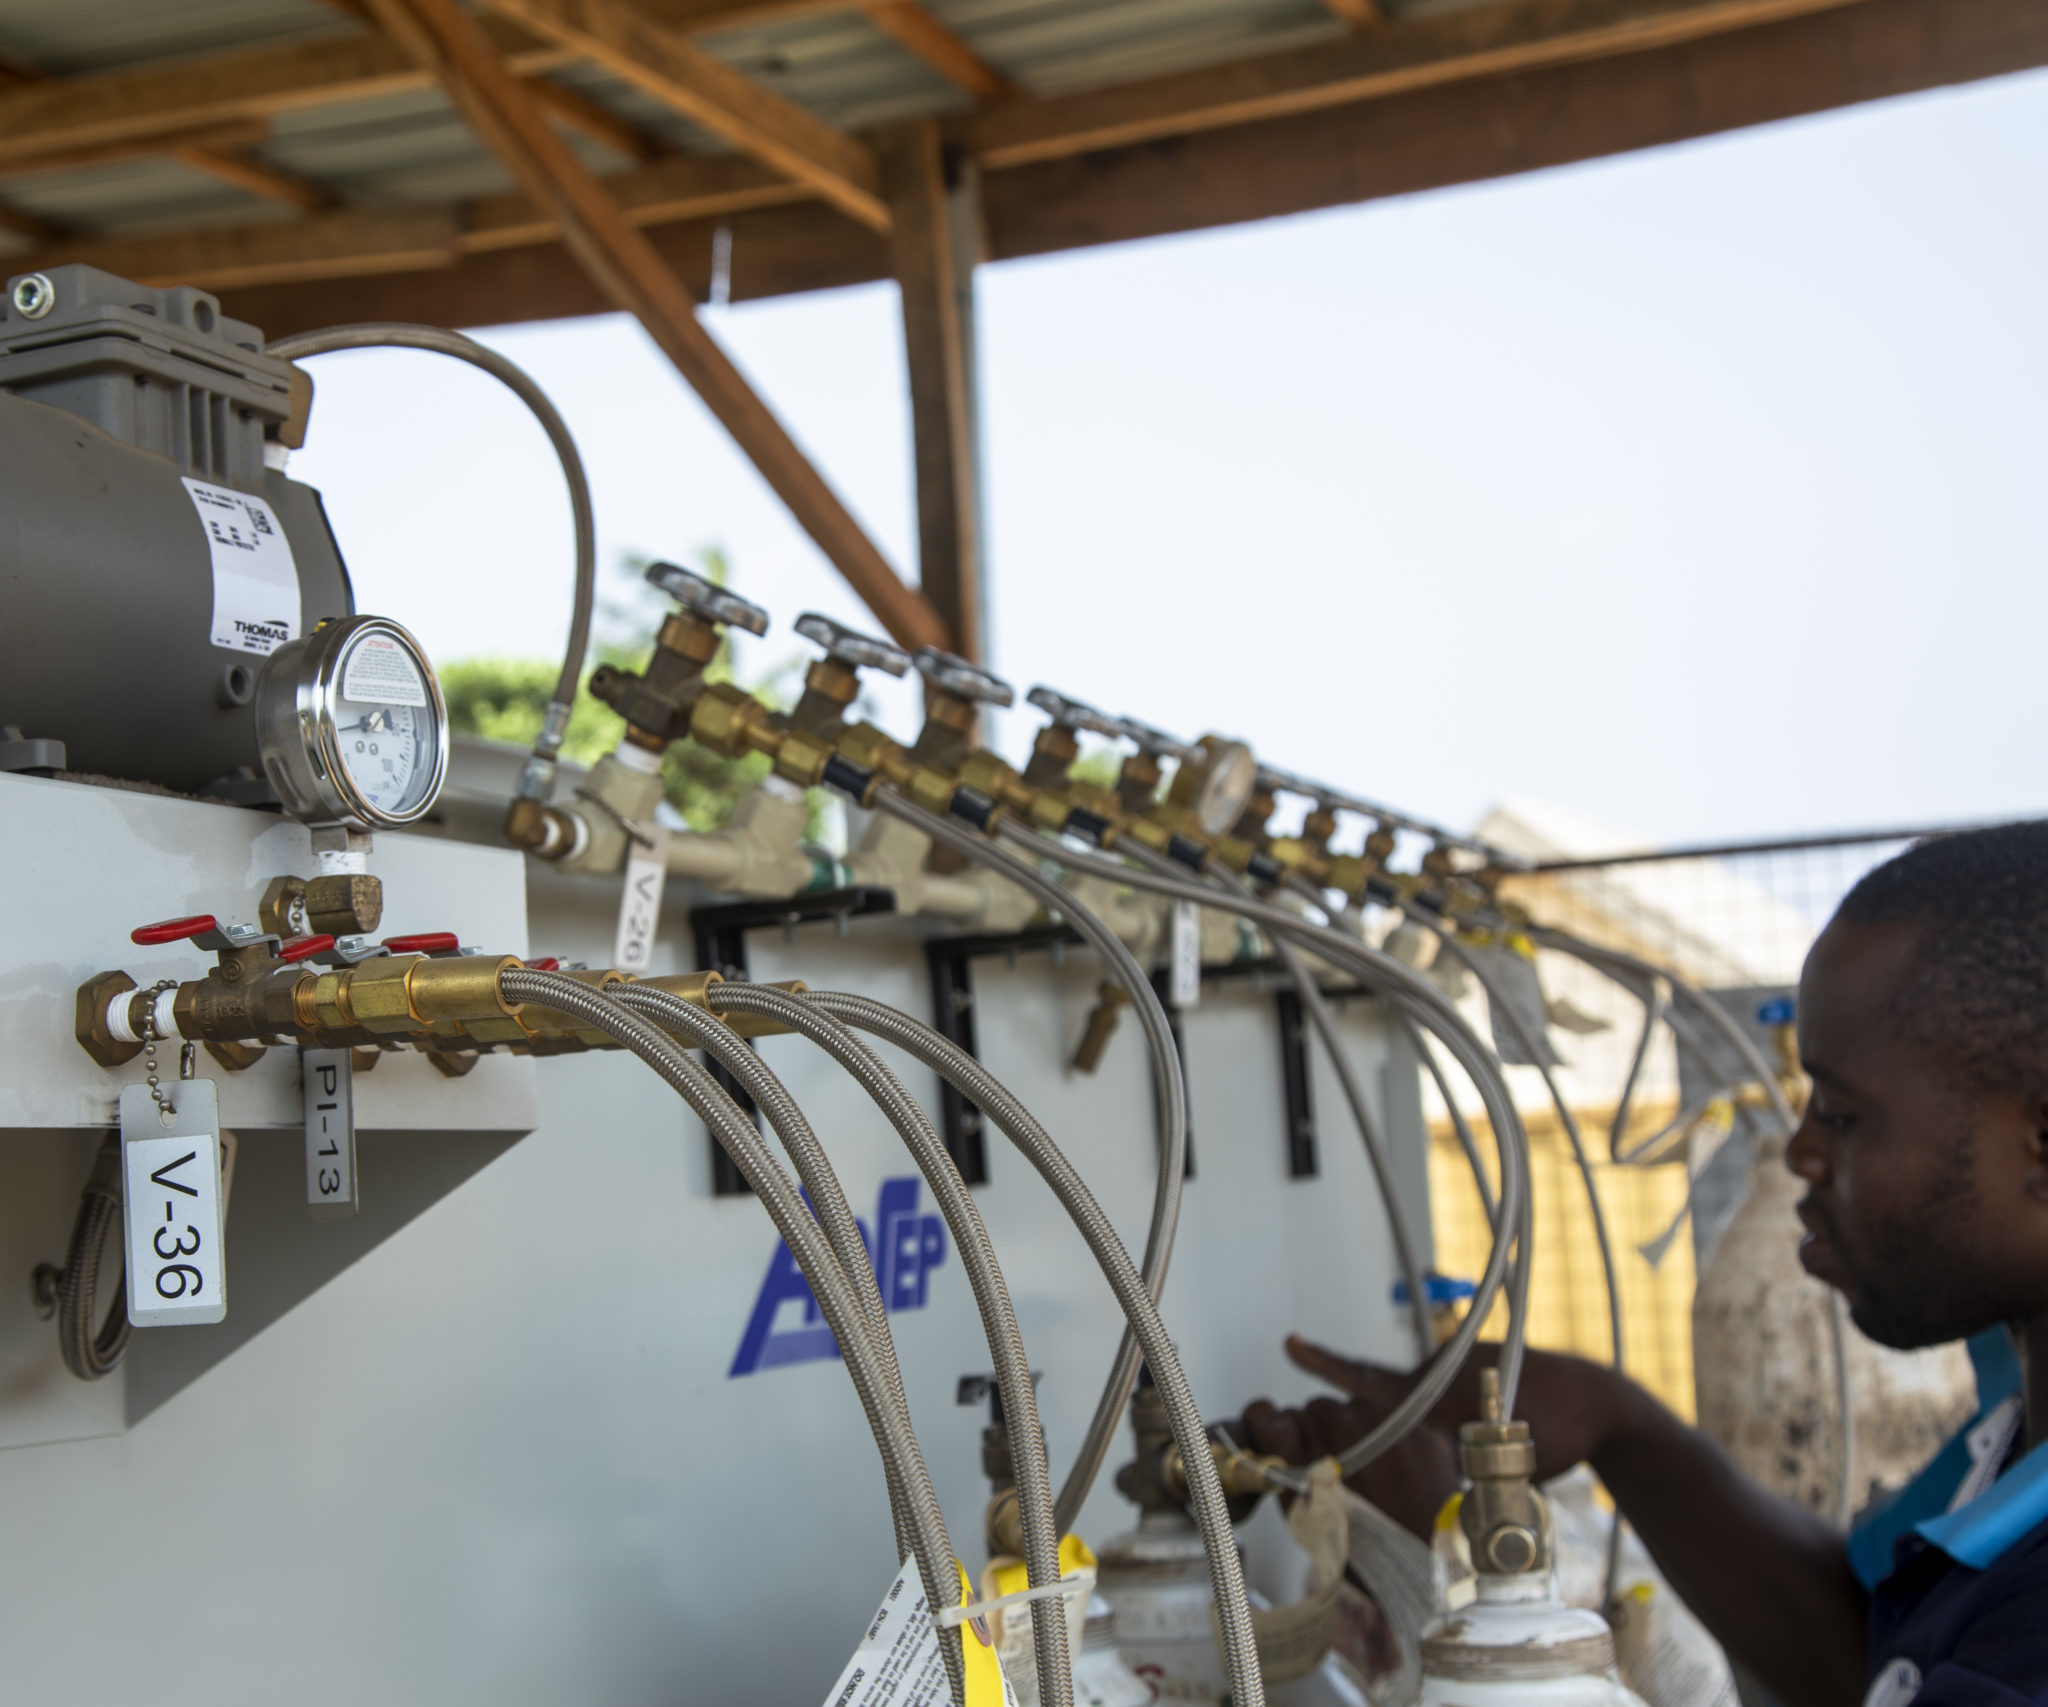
[1190,739,1258,838]
[252,615,449,830]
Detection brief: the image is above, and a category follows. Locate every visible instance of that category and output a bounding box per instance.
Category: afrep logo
[730,1175,946,1376]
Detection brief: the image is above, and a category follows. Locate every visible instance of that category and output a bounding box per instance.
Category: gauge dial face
[331,629,436,821]
[1192,739,1258,837]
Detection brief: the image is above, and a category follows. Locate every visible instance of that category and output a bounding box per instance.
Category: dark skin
[1243,919,2048,1707]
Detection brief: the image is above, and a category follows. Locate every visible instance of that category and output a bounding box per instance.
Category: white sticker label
[1169,899,1202,1008]
[184,477,300,657]
[612,825,670,975]
[821,1561,1018,1707]
[120,1081,228,1328]
[302,1047,358,1219]
[340,632,428,707]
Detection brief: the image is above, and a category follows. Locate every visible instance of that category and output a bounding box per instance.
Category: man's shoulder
[1879,1513,2048,1700]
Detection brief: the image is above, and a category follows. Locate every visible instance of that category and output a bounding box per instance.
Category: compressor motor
[0,264,353,797]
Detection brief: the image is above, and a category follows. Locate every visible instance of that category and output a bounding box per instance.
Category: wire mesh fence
[1417,825,1948,1420]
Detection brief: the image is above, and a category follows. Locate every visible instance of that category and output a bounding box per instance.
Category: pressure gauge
[253,616,449,830]
[1187,738,1258,838]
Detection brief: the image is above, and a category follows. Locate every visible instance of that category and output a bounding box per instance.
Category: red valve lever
[279,934,337,964]
[524,957,560,971]
[132,915,220,946]
[384,932,460,956]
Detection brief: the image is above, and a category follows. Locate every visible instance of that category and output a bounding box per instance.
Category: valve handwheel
[645,562,769,637]
[913,646,1014,708]
[795,612,910,676]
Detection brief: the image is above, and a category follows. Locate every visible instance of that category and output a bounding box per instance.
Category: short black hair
[1833,820,2048,1099]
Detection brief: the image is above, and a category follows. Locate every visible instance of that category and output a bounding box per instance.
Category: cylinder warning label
[185,477,301,657]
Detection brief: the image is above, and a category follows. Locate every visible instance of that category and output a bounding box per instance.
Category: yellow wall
[1428,1102,1699,1420]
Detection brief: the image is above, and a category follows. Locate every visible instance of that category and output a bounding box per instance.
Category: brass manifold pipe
[157,957,801,1058]
[687,680,1295,886]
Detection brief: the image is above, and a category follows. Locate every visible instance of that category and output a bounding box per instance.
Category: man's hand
[1242,1330,1871,1707]
[1239,1336,1641,1538]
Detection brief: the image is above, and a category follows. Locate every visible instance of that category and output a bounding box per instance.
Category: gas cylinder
[1092,1374,1368,1705]
[1417,1371,1647,1707]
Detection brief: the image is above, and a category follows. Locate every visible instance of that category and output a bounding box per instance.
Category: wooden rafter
[15,150,803,287]
[877,118,984,660]
[359,0,944,648]
[863,2,1016,103]
[321,0,669,160]
[1319,0,1387,24]
[0,22,570,166]
[0,46,332,214]
[207,0,2048,337]
[0,120,272,180]
[0,0,1869,185]
[953,0,1870,166]
[524,74,666,160]
[481,0,888,229]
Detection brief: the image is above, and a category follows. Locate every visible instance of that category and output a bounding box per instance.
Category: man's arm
[1587,1367,1869,1707]
[1244,1340,1872,1707]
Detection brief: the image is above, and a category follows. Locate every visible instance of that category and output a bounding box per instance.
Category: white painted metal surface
[0,770,1430,1704]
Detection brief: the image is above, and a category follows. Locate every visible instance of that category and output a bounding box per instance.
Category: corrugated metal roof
[0,0,1356,246]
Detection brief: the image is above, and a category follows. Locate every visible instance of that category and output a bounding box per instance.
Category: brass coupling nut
[504,796,584,861]
[689,683,776,759]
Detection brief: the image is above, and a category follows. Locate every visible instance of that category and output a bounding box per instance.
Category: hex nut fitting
[76,970,143,1068]
[306,873,383,937]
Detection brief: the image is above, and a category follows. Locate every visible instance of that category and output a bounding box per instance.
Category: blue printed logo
[729,1175,947,1376]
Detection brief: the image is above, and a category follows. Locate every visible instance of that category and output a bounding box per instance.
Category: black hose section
[704,981,1074,1707]
[263,324,595,782]
[991,820,1532,1450]
[871,790,1186,1536]
[54,1132,130,1381]
[1140,851,1433,1363]
[800,988,1270,1707]
[609,985,916,1566]
[497,971,967,1705]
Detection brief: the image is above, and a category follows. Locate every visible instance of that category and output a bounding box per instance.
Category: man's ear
[2023,1095,2048,1204]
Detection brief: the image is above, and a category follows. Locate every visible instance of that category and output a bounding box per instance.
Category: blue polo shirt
[1847,1329,2048,1705]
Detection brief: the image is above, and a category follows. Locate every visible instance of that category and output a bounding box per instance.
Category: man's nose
[1785,1116,1830,1184]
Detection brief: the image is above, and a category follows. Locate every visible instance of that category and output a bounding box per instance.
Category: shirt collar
[1849,1327,2029,1589]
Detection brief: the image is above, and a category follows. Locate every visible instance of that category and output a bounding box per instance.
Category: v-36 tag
[120,1081,227,1328]
[302,1046,358,1220]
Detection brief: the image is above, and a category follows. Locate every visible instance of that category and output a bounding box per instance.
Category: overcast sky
[285,66,2048,853]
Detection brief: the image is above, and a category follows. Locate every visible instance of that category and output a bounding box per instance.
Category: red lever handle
[524,957,560,971]
[278,934,337,964]
[132,915,219,946]
[384,932,460,957]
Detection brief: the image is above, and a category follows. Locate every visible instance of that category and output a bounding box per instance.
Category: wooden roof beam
[0,20,573,166]
[362,0,942,648]
[954,0,1871,167]
[1319,0,1387,24]
[0,46,335,213]
[9,149,804,287]
[862,3,1017,103]
[480,0,888,229]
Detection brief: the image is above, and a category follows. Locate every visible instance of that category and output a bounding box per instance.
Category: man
[1243,822,2048,1707]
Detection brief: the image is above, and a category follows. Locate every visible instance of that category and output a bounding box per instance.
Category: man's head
[1790,821,2048,1349]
